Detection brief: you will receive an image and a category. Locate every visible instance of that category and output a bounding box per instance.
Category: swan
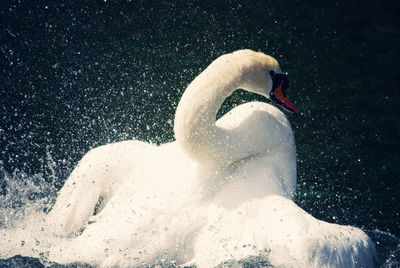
[1,50,376,267]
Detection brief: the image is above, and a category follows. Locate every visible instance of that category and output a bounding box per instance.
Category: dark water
[1,0,399,266]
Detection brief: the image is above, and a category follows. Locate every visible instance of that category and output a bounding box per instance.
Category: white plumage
[0,50,376,267]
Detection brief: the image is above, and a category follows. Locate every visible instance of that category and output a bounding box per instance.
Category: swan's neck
[174,54,245,166]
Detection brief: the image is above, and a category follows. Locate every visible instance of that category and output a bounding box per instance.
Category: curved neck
[174,54,246,166]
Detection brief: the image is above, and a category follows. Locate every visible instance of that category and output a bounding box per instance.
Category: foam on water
[0,166,56,230]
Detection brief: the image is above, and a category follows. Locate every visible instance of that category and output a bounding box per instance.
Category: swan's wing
[46,140,154,235]
[192,195,376,268]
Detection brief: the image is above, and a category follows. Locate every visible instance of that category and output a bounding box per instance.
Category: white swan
[1,50,376,267]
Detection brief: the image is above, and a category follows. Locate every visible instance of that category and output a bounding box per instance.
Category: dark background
[1,0,399,265]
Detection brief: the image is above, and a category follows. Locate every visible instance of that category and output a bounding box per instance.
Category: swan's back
[215,101,297,198]
[216,101,294,153]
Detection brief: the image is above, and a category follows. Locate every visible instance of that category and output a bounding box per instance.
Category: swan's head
[239,50,298,115]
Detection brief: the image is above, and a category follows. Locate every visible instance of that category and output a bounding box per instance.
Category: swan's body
[0,50,376,267]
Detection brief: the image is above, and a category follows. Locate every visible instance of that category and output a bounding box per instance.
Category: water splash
[0,163,57,229]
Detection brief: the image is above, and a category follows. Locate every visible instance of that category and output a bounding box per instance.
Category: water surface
[1,0,399,266]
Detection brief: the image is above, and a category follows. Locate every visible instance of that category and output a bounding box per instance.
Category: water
[1,0,399,266]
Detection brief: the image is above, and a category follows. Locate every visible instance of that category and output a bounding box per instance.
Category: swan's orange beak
[271,81,299,116]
